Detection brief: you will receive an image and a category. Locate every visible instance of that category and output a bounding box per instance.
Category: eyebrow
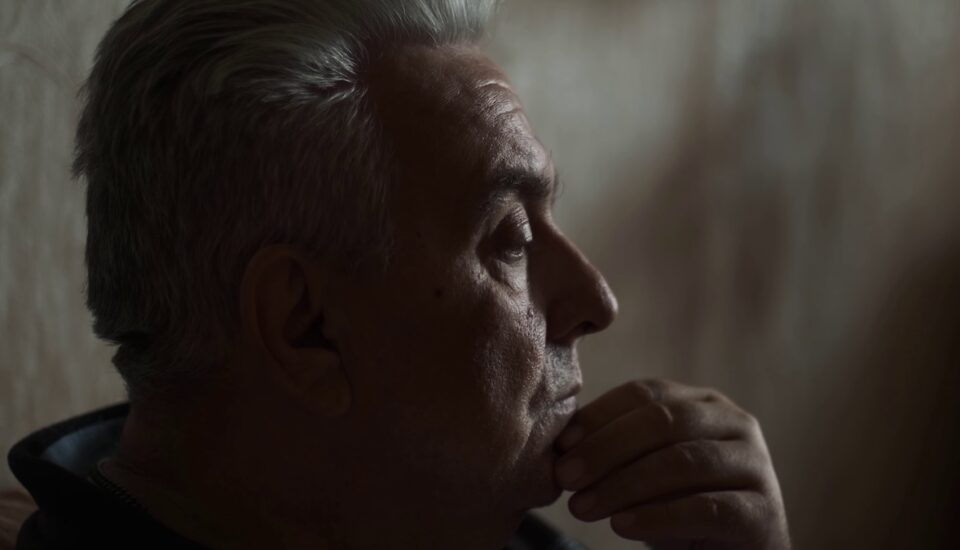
[478,166,561,220]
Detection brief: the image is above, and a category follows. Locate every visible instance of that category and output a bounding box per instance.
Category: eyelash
[496,210,534,263]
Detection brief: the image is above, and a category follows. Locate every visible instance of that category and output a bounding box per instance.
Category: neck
[106,399,282,549]
[107,385,516,550]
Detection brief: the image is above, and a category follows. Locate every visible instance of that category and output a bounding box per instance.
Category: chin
[513,441,565,511]
[501,399,574,513]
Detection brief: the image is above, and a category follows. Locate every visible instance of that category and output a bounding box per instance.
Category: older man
[8,0,789,548]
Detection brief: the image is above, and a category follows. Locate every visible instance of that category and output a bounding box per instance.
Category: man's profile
[7,1,790,548]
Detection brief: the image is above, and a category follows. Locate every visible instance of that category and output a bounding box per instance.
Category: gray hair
[74,0,498,398]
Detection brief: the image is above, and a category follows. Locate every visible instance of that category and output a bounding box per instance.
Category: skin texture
[105,44,616,550]
[102,45,789,549]
[556,380,791,549]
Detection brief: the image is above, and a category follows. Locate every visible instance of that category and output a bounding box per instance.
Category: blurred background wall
[2,1,958,548]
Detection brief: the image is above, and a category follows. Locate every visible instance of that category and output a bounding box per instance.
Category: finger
[567,439,764,521]
[607,490,768,545]
[557,379,721,451]
[556,400,749,491]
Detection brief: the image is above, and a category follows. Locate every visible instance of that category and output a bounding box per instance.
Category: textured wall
[2,1,959,549]
[0,0,129,478]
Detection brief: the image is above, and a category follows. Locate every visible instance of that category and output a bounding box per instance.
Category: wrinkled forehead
[367,44,551,187]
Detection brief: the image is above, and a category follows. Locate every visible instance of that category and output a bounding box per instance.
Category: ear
[239,246,351,416]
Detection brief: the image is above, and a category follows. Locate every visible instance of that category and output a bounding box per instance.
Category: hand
[554,379,790,549]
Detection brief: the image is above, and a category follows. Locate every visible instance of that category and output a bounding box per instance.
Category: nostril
[579,321,599,337]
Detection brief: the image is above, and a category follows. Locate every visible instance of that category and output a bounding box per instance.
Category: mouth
[544,393,579,449]
[542,380,581,438]
[558,383,582,402]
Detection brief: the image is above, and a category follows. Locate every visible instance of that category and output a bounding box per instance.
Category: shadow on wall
[821,241,960,549]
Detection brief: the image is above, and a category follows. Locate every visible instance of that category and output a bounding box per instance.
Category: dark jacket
[8,404,585,549]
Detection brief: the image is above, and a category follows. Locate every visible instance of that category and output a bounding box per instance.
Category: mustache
[545,345,581,398]
[546,345,575,369]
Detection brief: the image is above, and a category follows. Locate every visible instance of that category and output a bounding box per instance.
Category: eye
[494,209,534,264]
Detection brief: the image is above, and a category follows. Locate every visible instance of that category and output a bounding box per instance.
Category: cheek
[475,300,545,412]
[472,258,541,405]
[468,286,550,463]
[401,257,546,424]
[341,254,547,448]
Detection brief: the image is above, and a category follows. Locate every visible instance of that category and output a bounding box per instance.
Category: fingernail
[556,458,584,487]
[558,425,584,450]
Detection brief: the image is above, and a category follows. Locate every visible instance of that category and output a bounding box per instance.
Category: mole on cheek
[434,287,445,299]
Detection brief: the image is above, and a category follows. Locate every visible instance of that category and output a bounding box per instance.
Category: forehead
[367,44,553,221]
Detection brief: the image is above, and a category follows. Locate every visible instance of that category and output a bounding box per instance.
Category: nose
[540,230,619,346]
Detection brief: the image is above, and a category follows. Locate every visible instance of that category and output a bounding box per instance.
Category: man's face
[327,45,617,534]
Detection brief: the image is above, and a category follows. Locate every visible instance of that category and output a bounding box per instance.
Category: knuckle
[656,399,700,438]
[725,492,758,526]
[676,399,705,430]
[726,405,761,438]
[740,493,767,533]
[644,378,671,399]
[673,442,701,470]
[649,401,676,435]
[746,454,774,488]
[702,492,749,527]
[701,440,725,471]
[702,493,727,523]
[671,440,721,472]
[629,379,659,403]
[703,389,723,403]
[699,491,776,545]
[707,390,739,411]
[707,388,736,406]
[742,412,763,438]
[746,469,771,492]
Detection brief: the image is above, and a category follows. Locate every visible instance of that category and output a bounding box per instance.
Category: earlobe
[239,246,353,417]
[291,351,353,417]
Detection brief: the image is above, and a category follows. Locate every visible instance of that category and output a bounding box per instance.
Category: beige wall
[2,1,958,548]
[1,0,129,477]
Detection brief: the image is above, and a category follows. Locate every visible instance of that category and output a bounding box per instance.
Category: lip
[550,383,582,430]
[546,394,579,445]
[558,383,582,401]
